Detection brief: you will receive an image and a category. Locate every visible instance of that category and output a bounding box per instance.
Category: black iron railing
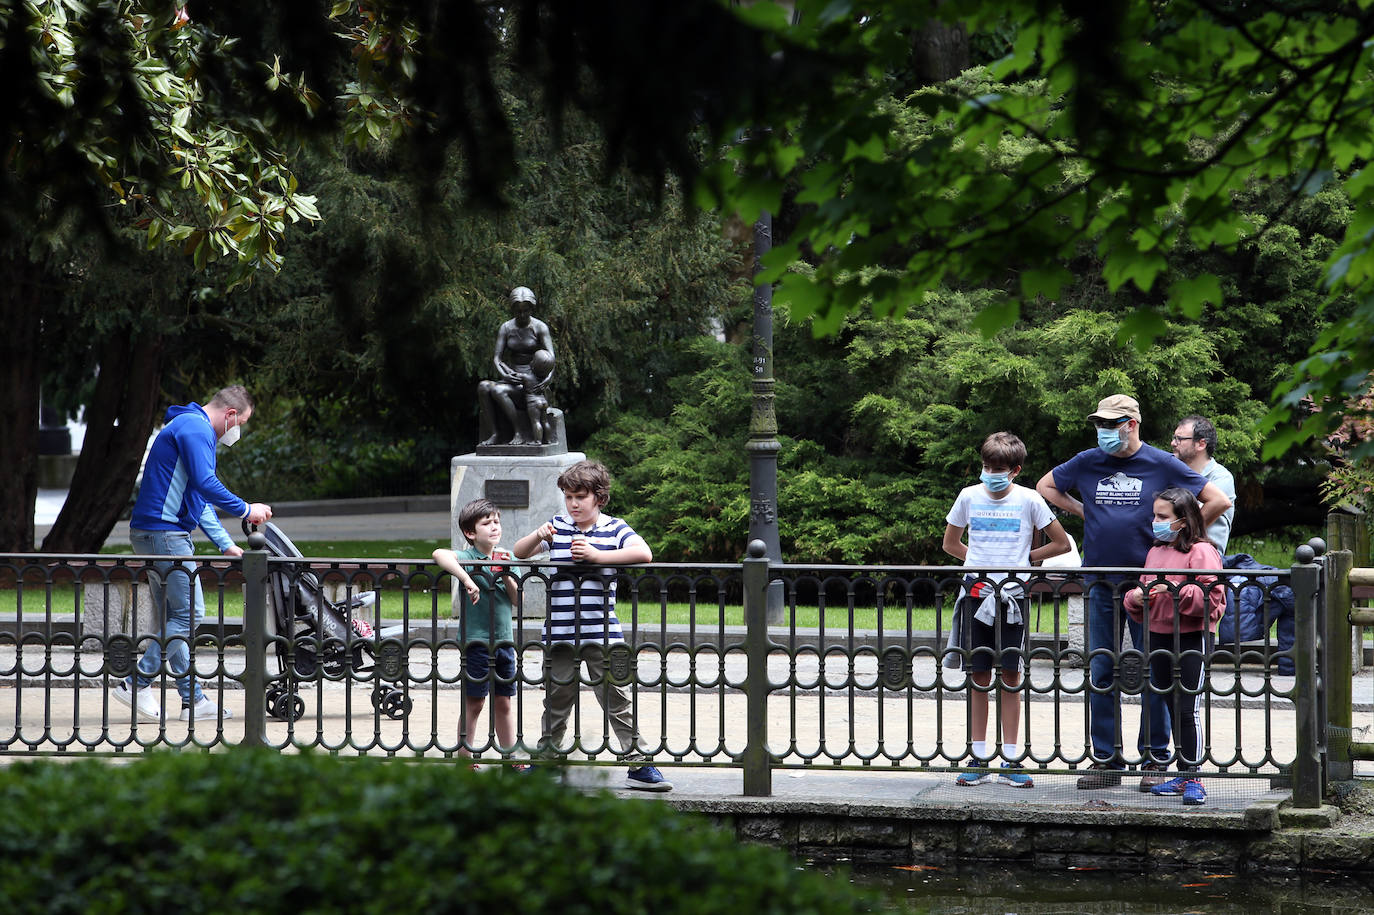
[0,540,1330,803]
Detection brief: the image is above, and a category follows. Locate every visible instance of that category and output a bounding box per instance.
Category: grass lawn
[99,539,440,562]
[92,530,1317,570]
[1227,532,1319,569]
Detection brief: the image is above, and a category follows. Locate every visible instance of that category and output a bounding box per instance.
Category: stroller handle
[241,518,268,550]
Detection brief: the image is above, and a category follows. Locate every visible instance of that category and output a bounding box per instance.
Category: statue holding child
[478,286,558,448]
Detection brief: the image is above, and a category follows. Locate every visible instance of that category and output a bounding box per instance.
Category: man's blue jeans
[1087,580,1170,765]
[129,528,205,704]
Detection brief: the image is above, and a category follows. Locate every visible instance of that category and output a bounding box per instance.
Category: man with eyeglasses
[1171,415,1236,552]
[1036,394,1232,789]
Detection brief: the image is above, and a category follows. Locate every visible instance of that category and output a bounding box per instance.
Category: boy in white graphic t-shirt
[942,432,1071,788]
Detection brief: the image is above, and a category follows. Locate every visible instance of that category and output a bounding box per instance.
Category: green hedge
[0,751,874,914]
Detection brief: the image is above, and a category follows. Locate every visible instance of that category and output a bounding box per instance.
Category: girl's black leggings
[1144,629,1208,769]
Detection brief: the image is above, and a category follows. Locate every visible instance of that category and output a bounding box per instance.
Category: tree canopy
[214,0,1374,456]
[1,0,322,551]
[9,0,1374,551]
[710,1,1374,457]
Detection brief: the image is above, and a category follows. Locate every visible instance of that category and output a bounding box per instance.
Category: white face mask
[218,415,241,448]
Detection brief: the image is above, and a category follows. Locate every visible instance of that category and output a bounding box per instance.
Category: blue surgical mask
[980,470,1011,492]
[1152,520,1179,542]
[1097,427,1123,454]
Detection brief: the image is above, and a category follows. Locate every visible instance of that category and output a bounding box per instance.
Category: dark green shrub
[216,399,449,500]
[0,751,874,915]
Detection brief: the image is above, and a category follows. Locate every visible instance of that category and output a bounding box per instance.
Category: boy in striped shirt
[512,460,671,791]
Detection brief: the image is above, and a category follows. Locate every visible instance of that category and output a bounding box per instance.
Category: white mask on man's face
[218,415,241,447]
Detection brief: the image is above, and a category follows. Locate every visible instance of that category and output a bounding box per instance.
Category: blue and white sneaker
[1182,779,1206,806]
[997,763,1034,788]
[1149,776,1189,796]
[955,768,992,786]
[626,765,673,792]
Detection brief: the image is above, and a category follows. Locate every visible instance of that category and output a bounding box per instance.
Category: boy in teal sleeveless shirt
[433,498,521,767]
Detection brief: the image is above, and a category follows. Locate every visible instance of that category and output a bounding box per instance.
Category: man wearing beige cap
[1037,394,1232,789]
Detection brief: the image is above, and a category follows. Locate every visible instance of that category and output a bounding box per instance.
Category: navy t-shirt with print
[1050,444,1209,568]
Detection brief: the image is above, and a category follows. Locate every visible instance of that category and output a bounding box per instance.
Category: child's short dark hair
[980,432,1026,470]
[458,498,500,543]
[557,460,610,506]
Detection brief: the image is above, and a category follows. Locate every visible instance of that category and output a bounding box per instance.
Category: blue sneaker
[998,763,1034,788]
[1182,779,1206,806]
[626,765,673,792]
[1150,776,1189,796]
[955,768,992,786]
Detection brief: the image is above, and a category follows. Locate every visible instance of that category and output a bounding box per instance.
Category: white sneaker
[112,681,162,721]
[181,696,234,721]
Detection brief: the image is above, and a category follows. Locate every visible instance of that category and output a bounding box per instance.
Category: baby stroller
[245,521,412,722]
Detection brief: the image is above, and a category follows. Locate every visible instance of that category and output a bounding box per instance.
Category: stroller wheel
[379,688,411,720]
[265,684,284,719]
[269,692,305,723]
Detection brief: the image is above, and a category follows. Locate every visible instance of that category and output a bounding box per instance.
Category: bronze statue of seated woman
[478,286,557,448]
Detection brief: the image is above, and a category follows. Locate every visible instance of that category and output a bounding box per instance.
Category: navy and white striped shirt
[543,513,638,644]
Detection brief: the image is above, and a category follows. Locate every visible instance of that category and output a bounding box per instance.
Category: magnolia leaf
[1167,274,1223,320]
[1019,266,1071,301]
[1116,309,1170,352]
[970,299,1020,337]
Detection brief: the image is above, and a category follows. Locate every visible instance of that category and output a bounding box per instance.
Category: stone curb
[665,795,1264,831]
[663,795,1374,872]
[1276,802,1342,828]
[267,495,447,517]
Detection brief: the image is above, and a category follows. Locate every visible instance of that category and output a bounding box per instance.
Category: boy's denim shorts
[464,643,517,699]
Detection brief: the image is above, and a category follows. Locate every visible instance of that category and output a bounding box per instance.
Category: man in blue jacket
[113,385,273,723]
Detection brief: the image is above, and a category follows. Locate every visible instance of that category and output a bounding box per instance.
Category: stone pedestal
[450,450,585,619]
[1065,595,1143,661]
[37,453,79,488]
[81,581,160,650]
[1066,595,1085,661]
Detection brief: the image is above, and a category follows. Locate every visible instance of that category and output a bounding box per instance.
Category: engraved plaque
[485,479,529,508]
[880,646,909,690]
[1118,651,1145,693]
[377,639,405,681]
[607,643,633,685]
[106,635,135,677]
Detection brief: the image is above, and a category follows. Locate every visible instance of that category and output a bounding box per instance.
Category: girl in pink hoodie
[1124,487,1226,805]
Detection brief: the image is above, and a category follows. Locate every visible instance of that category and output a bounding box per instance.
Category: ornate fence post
[1324,548,1354,782]
[1327,509,1370,674]
[1291,542,1323,807]
[240,531,269,748]
[743,539,773,796]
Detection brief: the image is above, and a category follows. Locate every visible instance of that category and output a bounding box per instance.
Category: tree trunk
[911,18,969,84]
[40,333,166,553]
[0,256,44,552]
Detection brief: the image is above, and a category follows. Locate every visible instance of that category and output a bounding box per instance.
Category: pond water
[829,862,1374,913]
